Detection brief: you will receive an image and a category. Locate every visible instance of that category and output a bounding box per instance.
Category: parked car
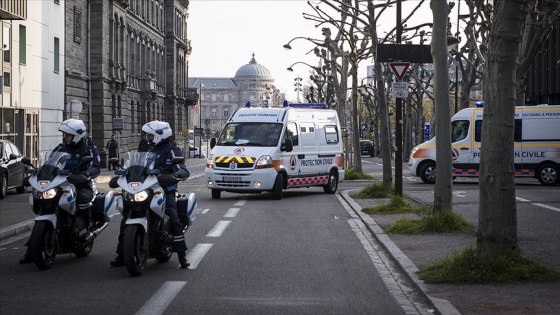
[360,140,375,157]
[188,146,206,158]
[0,139,27,199]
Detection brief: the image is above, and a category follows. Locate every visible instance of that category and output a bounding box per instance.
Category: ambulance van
[408,103,560,186]
[205,103,345,199]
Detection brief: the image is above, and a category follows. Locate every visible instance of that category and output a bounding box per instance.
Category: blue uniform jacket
[150,141,189,192]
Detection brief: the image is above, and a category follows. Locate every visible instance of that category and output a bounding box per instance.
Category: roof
[234,53,272,79]
[189,78,238,89]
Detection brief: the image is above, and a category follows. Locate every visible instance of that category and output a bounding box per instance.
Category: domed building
[188,54,284,138]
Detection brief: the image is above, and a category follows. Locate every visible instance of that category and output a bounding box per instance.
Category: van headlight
[123,190,149,202]
[206,154,214,169]
[255,156,274,169]
[409,145,420,158]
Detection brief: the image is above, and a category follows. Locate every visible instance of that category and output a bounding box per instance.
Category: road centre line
[187,243,213,269]
[206,221,231,237]
[234,199,247,206]
[224,208,240,218]
[135,281,187,315]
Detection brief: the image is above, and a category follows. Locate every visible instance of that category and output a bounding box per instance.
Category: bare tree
[430,0,454,212]
[515,0,560,105]
[478,0,530,256]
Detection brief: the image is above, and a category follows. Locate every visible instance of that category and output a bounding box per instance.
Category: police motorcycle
[22,152,115,270]
[109,151,196,276]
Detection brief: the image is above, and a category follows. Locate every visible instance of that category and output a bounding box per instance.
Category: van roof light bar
[475,101,484,108]
[286,103,328,109]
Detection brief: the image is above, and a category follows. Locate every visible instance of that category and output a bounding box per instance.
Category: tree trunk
[477,0,529,256]
[431,0,453,212]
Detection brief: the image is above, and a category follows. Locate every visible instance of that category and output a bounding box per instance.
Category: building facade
[65,0,194,164]
[1,0,64,164]
[188,54,283,139]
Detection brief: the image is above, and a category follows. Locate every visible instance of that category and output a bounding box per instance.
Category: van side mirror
[210,138,216,149]
[281,138,293,152]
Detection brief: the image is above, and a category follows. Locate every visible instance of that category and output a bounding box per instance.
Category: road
[0,161,434,315]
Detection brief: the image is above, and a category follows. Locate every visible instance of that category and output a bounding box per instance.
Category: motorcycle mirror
[22,157,32,166]
[108,176,120,188]
[172,157,185,165]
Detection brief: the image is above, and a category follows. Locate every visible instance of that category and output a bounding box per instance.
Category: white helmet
[142,121,172,145]
[58,119,87,146]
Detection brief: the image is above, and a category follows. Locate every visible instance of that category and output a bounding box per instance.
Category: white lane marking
[224,208,240,218]
[201,208,210,214]
[516,197,531,202]
[533,203,560,213]
[453,191,467,198]
[187,243,213,269]
[234,199,247,206]
[135,281,187,315]
[206,221,231,237]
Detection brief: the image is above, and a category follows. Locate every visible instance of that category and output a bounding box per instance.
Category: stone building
[65,0,196,164]
[189,54,283,139]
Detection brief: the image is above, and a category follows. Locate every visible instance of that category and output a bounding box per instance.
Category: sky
[187,0,335,101]
[186,0,459,101]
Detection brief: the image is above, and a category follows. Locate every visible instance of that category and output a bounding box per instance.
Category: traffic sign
[391,82,409,98]
[389,62,410,81]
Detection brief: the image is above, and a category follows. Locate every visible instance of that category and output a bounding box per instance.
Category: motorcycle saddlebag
[177,192,197,228]
[91,191,116,223]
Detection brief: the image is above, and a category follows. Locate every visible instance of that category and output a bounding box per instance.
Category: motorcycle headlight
[33,188,58,199]
[124,190,149,202]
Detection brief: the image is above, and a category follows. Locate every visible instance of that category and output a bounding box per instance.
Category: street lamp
[283,36,323,50]
[294,76,303,102]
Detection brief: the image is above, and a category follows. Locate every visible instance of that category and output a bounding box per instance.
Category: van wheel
[537,163,559,186]
[211,189,221,199]
[323,171,338,194]
[271,174,283,200]
[419,162,436,184]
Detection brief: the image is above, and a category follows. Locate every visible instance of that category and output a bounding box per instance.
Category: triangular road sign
[389,62,410,81]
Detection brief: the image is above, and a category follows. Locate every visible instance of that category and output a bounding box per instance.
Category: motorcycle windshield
[37,152,71,180]
[122,151,156,182]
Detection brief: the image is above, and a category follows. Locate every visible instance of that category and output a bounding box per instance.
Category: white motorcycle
[109,152,196,276]
[22,152,115,270]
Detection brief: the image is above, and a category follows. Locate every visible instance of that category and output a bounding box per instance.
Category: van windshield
[217,122,283,146]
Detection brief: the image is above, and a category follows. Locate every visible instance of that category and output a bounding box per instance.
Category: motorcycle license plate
[222,176,241,182]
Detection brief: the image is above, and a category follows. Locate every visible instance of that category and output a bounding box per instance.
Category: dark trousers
[115,191,187,255]
[108,153,117,170]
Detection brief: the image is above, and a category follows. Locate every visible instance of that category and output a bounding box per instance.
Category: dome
[234,53,272,79]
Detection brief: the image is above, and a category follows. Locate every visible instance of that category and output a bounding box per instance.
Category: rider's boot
[19,248,33,264]
[178,251,190,269]
[110,255,125,267]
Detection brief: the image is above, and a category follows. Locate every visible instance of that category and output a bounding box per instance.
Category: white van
[409,104,560,186]
[205,103,345,199]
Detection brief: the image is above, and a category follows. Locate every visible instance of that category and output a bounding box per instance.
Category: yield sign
[389,62,410,81]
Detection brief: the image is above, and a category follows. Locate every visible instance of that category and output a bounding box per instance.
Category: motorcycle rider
[19,118,100,264]
[110,121,190,269]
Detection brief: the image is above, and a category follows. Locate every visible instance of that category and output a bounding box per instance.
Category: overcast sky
[187,1,460,101]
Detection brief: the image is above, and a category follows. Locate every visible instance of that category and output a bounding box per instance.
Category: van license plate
[222,176,241,182]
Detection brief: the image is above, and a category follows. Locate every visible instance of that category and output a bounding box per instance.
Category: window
[224,94,229,101]
[451,120,469,142]
[325,125,339,144]
[19,25,26,64]
[223,109,229,118]
[54,0,60,4]
[284,122,299,146]
[3,72,10,87]
[3,25,11,63]
[54,37,60,72]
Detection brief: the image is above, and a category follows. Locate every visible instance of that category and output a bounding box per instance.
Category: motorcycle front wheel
[30,221,57,270]
[123,224,147,276]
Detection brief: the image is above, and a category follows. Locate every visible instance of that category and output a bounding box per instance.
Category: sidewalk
[342,190,560,315]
